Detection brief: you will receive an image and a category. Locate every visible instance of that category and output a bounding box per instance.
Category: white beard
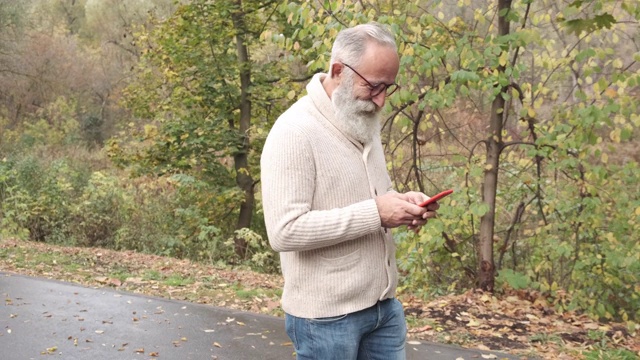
[331,77,382,144]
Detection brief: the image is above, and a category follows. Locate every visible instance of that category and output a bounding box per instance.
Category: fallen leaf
[41,346,57,355]
[408,325,432,333]
[213,342,222,348]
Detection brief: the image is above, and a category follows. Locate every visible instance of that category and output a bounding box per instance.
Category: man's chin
[357,110,376,117]
[356,103,380,115]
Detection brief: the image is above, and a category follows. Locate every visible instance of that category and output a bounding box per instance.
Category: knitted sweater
[260,73,398,319]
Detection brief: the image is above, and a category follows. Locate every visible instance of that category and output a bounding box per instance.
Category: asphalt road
[0,272,530,359]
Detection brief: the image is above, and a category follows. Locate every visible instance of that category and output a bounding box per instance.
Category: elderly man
[260,22,439,360]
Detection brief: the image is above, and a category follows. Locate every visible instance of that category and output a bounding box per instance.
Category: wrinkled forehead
[357,44,399,83]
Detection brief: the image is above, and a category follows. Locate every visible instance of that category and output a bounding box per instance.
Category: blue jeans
[285,298,407,360]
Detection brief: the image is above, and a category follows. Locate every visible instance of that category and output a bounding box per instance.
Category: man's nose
[372,91,386,108]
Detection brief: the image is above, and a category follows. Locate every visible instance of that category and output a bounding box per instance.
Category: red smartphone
[419,189,453,207]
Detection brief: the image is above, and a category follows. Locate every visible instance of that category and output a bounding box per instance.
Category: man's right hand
[375,192,429,229]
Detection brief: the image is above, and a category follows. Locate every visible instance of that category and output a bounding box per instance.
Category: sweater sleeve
[260,122,382,253]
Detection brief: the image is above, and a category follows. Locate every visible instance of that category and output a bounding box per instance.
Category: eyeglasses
[342,63,399,98]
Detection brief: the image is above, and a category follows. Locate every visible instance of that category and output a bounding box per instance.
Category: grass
[163,274,194,287]
[143,269,162,281]
[584,349,639,360]
[530,332,563,345]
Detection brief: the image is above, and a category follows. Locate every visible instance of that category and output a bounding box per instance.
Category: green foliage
[70,171,131,247]
[230,227,279,273]
[498,269,531,290]
[113,0,294,179]
[0,150,271,268]
[0,156,75,243]
[562,0,618,36]
[0,96,101,156]
[110,0,301,258]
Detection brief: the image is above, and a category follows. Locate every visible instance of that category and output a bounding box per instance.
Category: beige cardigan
[260,73,398,318]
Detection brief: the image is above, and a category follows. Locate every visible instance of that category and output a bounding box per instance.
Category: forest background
[0,0,638,358]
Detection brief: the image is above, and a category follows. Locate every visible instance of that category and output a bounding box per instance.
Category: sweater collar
[306,73,366,149]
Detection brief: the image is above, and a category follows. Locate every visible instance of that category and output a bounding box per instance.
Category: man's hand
[375,191,438,230]
[375,191,438,229]
[401,191,439,232]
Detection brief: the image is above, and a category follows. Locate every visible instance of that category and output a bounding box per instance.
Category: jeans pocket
[309,313,348,323]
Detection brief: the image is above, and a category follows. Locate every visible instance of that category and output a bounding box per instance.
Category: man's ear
[330,62,344,79]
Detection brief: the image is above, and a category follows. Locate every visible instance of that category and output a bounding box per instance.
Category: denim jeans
[285,298,407,360]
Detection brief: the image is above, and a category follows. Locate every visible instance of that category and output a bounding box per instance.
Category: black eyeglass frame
[341,63,400,98]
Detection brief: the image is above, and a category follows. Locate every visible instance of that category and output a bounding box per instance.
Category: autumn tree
[111,0,296,258]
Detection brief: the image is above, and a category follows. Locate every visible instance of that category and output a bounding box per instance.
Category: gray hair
[330,22,397,75]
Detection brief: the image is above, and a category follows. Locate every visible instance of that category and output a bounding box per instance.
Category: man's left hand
[401,191,439,232]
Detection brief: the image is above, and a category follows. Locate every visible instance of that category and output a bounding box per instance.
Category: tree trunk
[231,1,253,259]
[478,0,511,292]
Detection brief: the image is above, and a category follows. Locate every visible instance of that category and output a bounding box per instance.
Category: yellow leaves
[498,51,509,67]
[41,346,58,355]
[144,124,158,139]
[632,114,640,127]
[527,107,536,118]
[604,87,618,98]
[403,46,414,57]
[286,90,296,100]
[612,58,623,69]
[609,128,622,143]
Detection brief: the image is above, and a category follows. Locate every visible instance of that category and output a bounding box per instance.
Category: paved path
[1,272,529,359]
